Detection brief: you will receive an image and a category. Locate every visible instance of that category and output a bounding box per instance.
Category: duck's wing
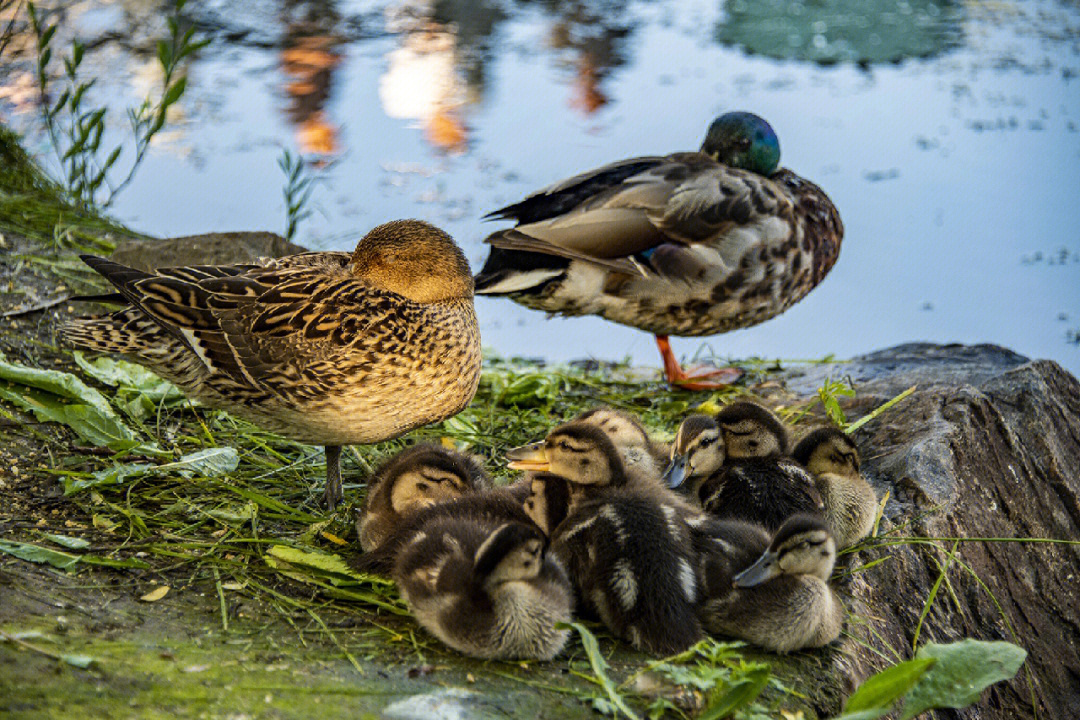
[484,154,795,273]
[79,254,388,393]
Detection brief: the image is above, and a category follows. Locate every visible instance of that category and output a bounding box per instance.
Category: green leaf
[42,533,91,550]
[899,640,1026,720]
[841,657,936,719]
[72,41,85,67]
[156,447,238,478]
[63,447,237,494]
[0,540,80,571]
[156,39,171,69]
[39,23,56,49]
[699,665,771,720]
[59,654,96,669]
[564,622,640,720]
[162,76,186,107]
[265,545,388,585]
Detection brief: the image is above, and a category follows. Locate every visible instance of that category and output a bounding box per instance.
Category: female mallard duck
[696,401,826,531]
[516,423,706,655]
[62,220,482,511]
[698,514,843,653]
[355,443,490,552]
[393,518,573,660]
[792,428,877,549]
[663,413,724,500]
[474,112,843,389]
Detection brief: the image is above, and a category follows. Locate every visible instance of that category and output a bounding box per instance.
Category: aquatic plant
[25,0,208,209]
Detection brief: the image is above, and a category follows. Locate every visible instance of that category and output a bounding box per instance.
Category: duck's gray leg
[324,445,343,511]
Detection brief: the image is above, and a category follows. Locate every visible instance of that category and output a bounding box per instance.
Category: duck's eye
[830,453,844,464]
[415,482,429,492]
[559,441,572,451]
[699,437,716,448]
[739,136,752,148]
[525,499,534,510]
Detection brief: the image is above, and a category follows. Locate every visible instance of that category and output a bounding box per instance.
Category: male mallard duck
[663,413,724,500]
[62,220,482,511]
[697,401,825,531]
[394,518,573,660]
[515,423,706,655]
[355,444,490,552]
[474,112,843,390]
[792,428,877,549]
[698,514,843,653]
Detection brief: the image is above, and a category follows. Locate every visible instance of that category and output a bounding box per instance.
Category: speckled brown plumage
[62,220,482,509]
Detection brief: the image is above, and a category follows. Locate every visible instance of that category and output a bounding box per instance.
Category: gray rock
[108,231,308,271]
[781,343,1079,719]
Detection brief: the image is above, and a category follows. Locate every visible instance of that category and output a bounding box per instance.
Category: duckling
[698,514,843,653]
[663,414,724,499]
[474,111,843,390]
[791,428,876,549]
[525,472,705,656]
[698,401,825,531]
[356,444,490,552]
[506,417,675,498]
[62,220,482,511]
[354,486,536,575]
[574,406,671,479]
[394,518,573,660]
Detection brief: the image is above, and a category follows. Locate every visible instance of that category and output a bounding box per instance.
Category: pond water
[2,0,1079,375]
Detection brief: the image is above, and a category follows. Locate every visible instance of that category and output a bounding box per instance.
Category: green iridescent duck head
[700,112,781,176]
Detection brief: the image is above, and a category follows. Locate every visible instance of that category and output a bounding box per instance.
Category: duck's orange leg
[655,335,743,390]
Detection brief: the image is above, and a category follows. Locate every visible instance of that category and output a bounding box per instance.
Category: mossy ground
[0,125,856,719]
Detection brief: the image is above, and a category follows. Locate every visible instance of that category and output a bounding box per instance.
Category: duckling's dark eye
[698,437,716,448]
[830,453,844,464]
[416,482,429,492]
[738,137,752,148]
[559,441,572,451]
[525,499,534,510]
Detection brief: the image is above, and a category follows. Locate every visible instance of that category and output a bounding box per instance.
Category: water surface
[2,0,1078,374]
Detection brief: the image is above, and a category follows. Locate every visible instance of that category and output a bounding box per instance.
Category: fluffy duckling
[63,220,482,511]
[356,444,490,552]
[354,487,535,575]
[792,428,876,549]
[474,111,843,390]
[525,471,705,656]
[663,414,724,499]
[507,418,676,499]
[394,518,573,660]
[698,515,843,653]
[574,407,671,479]
[698,401,825,531]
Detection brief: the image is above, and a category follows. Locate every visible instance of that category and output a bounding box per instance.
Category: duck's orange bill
[506,459,551,472]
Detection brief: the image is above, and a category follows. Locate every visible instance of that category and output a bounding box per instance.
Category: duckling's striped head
[714,401,790,459]
[734,515,836,587]
[792,427,860,478]
[350,219,474,303]
[474,522,549,587]
[506,421,628,488]
[574,407,652,454]
[664,414,723,489]
[701,112,781,176]
[380,444,488,514]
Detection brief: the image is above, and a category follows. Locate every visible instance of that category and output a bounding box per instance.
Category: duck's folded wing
[485,159,794,272]
[82,256,381,390]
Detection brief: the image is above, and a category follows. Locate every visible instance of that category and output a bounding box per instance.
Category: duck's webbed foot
[656,335,743,390]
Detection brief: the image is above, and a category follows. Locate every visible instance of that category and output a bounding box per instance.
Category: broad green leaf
[899,640,1026,720]
[42,533,90,550]
[72,352,184,400]
[0,540,80,570]
[157,447,238,478]
[0,356,117,417]
[841,657,936,718]
[64,447,238,494]
[699,665,771,720]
